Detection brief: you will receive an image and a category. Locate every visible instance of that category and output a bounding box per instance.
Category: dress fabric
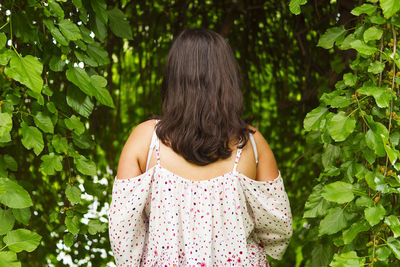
[108,122,293,266]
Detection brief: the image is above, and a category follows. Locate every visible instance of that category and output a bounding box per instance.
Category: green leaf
[90,0,108,24]
[327,111,356,142]
[72,131,94,149]
[39,153,63,175]
[380,0,400,18]
[289,0,307,15]
[58,19,82,40]
[107,7,133,39]
[66,67,94,96]
[390,131,400,146]
[387,236,400,260]
[0,32,7,48]
[3,154,18,171]
[0,178,33,208]
[93,16,107,41]
[376,246,392,262]
[322,144,341,169]
[0,49,13,66]
[20,124,44,156]
[66,185,81,204]
[304,106,328,131]
[365,129,386,157]
[365,171,396,194]
[4,229,42,252]
[364,204,386,226]
[355,196,374,207]
[0,208,15,235]
[317,26,347,49]
[4,52,43,93]
[342,220,369,244]
[351,4,378,16]
[64,115,85,135]
[384,143,398,166]
[74,50,98,67]
[66,85,94,118]
[65,215,80,235]
[363,26,383,42]
[385,215,400,238]
[34,111,54,133]
[329,251,365,267]
[368,61,385,74]
[343,73,358,86]
[319,207,348,236]
[320,91,352,108]
[72,0,82,8]
[87,219,107,235]
[369,14,386,24]
[357,84,391,108]
[0,251,21,267]
[322,181,354,204]
[63,233,74,247]
[86,42,110,66]
[43,19,69,46]
[338,33,356,50]
[51,135,69,154]
[12,208,31,226]
[74,155,96,176]
[46,102,57,114]
[90,75,115,108]
[0,112,13,140]
[367,115,389,139]
[79,25,94,44]
[49,55,66,72]
[310,243,333,267]
[362,147,376,164]
[350,40,378,55]
[48,0,65,17]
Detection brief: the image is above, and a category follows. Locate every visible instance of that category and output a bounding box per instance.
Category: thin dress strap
[145,120,161,171]
[232,145,243,173]
[153,120,161,167]
[249,132,258,166]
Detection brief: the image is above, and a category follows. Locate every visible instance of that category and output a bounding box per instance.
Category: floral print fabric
[108,126,293,266]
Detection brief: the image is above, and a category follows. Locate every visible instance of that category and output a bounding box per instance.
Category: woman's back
[108,119,293,266]
[116,119,280,184]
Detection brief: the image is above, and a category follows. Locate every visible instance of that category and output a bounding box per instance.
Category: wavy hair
[153,28,254,166]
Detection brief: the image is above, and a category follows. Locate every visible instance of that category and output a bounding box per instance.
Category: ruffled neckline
[114,165,282,185]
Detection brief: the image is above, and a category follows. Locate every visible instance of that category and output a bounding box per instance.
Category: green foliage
[289,0,307,15]
[0,178,33,208]
[6,0,400,265]
[317,26,347,49]
[0,0,125,264]
[4,229,42,253]
[299,0,400,265]
[4,53,43,93]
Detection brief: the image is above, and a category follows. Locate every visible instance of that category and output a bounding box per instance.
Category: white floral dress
[108,122,293,266]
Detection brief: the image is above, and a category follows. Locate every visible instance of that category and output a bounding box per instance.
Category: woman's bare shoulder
[247,124,280,182]
[116,119,157,179]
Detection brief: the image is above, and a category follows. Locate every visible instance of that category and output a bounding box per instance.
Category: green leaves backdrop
[2,0,399,266]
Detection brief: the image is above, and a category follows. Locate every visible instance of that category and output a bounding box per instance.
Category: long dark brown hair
[153,28,254,166]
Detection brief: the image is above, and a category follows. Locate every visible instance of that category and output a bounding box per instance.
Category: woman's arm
[248,125,280,182]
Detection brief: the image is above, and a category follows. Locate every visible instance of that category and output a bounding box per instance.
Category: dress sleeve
[239,170,293,260]
[107,172,152,266]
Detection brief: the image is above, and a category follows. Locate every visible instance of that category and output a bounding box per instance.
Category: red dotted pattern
[108,129,293,266]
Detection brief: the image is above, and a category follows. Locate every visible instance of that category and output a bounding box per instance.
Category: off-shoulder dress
[108,120,293,266]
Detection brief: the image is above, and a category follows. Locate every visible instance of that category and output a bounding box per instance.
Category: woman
[108,28,292,266]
